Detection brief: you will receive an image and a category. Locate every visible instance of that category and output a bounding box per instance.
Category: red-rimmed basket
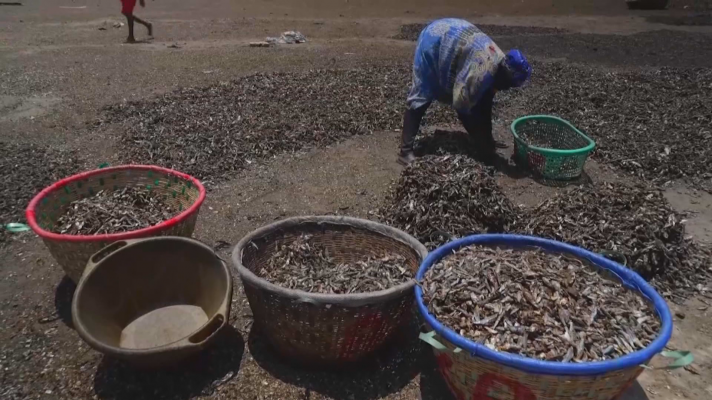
[26,165,206,283]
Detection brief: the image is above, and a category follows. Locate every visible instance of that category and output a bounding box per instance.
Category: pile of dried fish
[392,24,425,41]
[508,61,712,191]
[496,30,712,69]
[103,66,457,182]
[260,235,412,294]
[521,182,711,301]
[647,14,712,27]
[394,26,712,69]
[393,23,565,41]
[422,245,661,362]
[379,155,521,249]
[0,141,80,243]
[54,187,177,235]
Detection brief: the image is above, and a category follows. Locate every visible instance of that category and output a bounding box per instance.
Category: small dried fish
[393,23,566,41]
[103,66,458,184]
[379,155,521,250]
[54,187,177,235]
[521,182,711,302]
[0,142,80,244]
[260,234,412,294]
[422,245,661,362]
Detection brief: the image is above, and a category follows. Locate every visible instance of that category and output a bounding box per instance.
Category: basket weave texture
[416,234,673,400]
[511,115,595,180]
[26,165,205,283]
[233,216,428,365]
[427,328,646,400]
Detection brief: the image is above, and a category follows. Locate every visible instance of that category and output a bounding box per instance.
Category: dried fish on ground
[422,245,661,362]
[506,61,712,191]
[54,187,177,235]
[102,66,458,183]
[393,23,566,41]
[260,235,412,294]
[0,142,80,243]
[379,155,522,249]
[521,182,711,301]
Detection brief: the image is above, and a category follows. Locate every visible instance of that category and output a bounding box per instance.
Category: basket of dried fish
[511,115,595,180]
[416,234,673,400]
[232,216,428,365]
[26,165,205,282]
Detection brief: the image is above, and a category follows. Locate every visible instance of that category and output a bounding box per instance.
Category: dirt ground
[2,0,712,399]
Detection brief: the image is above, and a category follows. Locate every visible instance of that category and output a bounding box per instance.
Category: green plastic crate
[511,115,596,180]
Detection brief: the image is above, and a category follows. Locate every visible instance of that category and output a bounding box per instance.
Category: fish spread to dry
[523,182,711,301]
[507,61,712,191]
[103,66,457,183]
[422,245,661,362]
[380,153,710,301]
[379,155,521,250]
[260,235,412,294]
[0,142,80,244]
[54,187,177,235]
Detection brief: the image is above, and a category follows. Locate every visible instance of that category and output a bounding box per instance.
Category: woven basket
[416,234,673,400]
[26,165,205,283]
[232,216,428,365]
[511,115,595,180]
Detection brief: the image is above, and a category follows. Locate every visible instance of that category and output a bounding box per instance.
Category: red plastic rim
[25,165,206,243]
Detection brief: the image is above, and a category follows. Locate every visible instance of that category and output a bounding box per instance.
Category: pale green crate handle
[641,350,694,370]
[5,223,30,233]
[419,331,462,353]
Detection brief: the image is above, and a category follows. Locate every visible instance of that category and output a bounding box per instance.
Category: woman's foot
[397,152,416,166]
[125,36,137,43]
[146,22,153,37]
[495,140,508,149]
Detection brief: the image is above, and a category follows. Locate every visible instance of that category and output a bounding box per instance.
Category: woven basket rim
[415,233,673,376]
[25,165,206,243]
[511,115,596,155]
[232,215,428,307]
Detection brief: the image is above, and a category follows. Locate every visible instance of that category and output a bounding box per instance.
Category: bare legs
[123,13,152,43]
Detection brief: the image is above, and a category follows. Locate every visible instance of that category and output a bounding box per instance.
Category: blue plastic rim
[415,234,673,376]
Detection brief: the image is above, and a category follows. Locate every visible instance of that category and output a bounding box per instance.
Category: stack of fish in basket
[26,165,205,282]
[22,162,680,398]
[231,215,678,399]
[416,234,674,400]
[232,216,429,364]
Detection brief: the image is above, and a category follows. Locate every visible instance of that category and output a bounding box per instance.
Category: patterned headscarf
[502,49,531,88]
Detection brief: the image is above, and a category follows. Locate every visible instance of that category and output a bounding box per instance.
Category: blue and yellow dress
[406,18,506,114]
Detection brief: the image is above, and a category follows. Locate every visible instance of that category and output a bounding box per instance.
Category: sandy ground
[1,1,712,399]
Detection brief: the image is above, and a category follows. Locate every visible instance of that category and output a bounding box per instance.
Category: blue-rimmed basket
[416,234,672,400]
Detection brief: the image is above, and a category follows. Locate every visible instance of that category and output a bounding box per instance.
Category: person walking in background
[398,18,532,166]
[121,0,153,43]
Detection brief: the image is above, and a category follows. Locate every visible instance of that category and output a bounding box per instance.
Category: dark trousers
[400,101,496,162]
